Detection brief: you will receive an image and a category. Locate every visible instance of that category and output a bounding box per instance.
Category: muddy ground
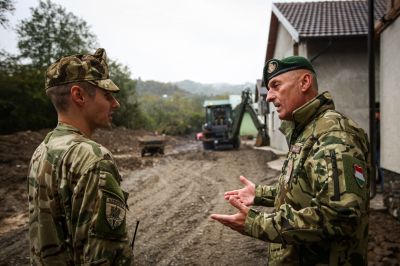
[0,128,399,265]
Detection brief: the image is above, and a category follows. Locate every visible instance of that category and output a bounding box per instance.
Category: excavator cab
[201,88,270,150]
[211,107,230,126]
[202,100,234,150]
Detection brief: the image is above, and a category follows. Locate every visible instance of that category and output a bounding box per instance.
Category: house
[375,0,400,219]
[264,0,386,151]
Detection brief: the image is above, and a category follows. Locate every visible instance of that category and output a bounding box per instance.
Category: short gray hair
[46,82,97,112]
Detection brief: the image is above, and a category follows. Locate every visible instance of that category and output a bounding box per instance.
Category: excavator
[201,88,269,150]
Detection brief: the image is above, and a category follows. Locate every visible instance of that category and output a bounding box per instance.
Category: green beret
[45,48,119,92]
[263,56,315,84]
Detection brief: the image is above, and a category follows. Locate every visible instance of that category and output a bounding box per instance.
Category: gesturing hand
[210,196,249,233]
[223,176,255,206]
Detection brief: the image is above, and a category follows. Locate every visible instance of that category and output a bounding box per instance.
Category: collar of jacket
[279,91,335,145]
[44,122,85,144]
[55,122,84,135]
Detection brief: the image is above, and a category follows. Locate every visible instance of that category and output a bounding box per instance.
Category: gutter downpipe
[368,0,377,199]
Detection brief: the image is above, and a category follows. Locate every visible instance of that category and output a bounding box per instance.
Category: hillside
[135,79,254,97]
[135,79,193,97]
[174,80,254,96]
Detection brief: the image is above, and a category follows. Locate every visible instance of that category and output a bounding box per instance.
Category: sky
[0,0,274,84]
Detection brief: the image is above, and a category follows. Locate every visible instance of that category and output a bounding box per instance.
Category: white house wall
[268,24,294,151]
[267,25,370,152]
[307,38,370,134]
[380,17,400,173]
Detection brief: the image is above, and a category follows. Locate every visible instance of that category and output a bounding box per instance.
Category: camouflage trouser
[385,180,400,221]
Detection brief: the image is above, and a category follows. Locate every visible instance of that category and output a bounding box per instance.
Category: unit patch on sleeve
[105,197,126,230]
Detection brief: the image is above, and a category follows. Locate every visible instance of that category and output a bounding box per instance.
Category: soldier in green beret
[212,56,370,265]
[27,48,133,265]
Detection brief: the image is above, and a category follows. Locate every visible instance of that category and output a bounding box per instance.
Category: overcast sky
[0,0,274,84]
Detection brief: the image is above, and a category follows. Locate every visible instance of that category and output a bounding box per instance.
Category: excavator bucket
[254,132,269,147]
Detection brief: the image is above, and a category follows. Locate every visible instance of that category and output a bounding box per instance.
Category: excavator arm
[231,88,270,147]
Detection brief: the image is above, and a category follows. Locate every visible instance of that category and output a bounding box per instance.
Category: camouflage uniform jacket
[244,92,370,265]
[28,123,132,265]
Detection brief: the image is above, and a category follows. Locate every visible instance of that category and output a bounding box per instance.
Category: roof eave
[272,4,299,43]
[265,13,279,61]
[298,33,367,40]
[375,0,400,35]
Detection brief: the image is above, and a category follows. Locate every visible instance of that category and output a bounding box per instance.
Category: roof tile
[273,0,388,38]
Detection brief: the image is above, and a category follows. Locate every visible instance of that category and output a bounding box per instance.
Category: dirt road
[124,145,278,265]
[0,129,279,265]
[0,128,399,265]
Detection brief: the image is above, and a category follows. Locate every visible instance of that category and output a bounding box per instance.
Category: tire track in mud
[124,153,220,264]
[123,147,279,265]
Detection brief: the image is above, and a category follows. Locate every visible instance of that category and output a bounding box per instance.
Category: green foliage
[0,0,98,133]
[135,79,206,135]
[16,0,97,69]
[0,0,15,28]
[138,89,205,135]
[0,1,145,133]
[108,60,147,129]
[0,50,56,133]
[1,0,208,136]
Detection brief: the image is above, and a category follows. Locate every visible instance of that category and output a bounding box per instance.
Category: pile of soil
[0,128,399,265]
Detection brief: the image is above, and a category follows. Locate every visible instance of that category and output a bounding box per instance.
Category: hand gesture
[210,196,249,233]
[224,176,255,206]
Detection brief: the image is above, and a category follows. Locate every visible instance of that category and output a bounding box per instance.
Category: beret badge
[267,61,278,74]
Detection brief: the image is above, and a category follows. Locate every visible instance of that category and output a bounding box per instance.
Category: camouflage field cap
[45,48,119,92]
[263,56,315,84]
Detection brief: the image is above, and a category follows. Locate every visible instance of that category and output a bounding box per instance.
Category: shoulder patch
[353,164,366,188]
[342,154,368,199]
[106,197,126,230]
[94,192,128,238]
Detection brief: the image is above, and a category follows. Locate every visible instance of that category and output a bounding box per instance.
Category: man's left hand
[210,197,249,233]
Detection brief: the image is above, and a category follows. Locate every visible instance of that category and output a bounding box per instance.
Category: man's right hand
[224,175,255,206]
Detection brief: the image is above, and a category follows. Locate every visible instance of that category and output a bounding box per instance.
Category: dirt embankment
[0,128,399,265]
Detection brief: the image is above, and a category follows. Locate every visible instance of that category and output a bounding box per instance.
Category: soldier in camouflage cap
[212,56,370,265]
[45,47,120,92]
[28,48,133,265]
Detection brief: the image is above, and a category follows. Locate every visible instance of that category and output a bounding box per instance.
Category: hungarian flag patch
[354,164,366,188]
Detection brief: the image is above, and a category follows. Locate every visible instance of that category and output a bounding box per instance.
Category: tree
[108,60,147,129]
[0,1,148,133]
[138,90,204,135]
[0,0,99,133]
[0,50,56,133]
[16,0,97,69]
[0,0,14,28]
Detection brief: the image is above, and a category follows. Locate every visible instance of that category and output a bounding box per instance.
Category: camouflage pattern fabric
[244,91,370,265]
[45,48,119,92]
[28,123,132,265]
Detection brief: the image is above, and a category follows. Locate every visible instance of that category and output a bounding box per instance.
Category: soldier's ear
[300,72,312,93]
[70,85,86,106]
